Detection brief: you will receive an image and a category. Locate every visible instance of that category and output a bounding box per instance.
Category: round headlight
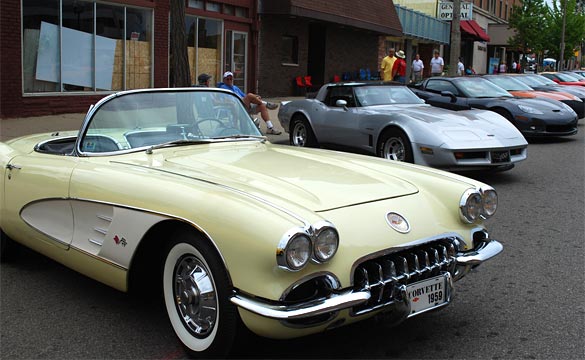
[285,235,312,271]
[460,190,482,223]
[313,227,339,263]
[482,189,498,218]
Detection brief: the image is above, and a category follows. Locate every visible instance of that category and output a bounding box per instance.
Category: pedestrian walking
[457,58,465,76]
[430,50,444,77]
[381,48,397,82]
[412,54,424,82]
[393,50,407,84]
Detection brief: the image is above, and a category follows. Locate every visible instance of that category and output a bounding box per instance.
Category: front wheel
[162,232,238,358]
[289,115,318,147]
[377,129,414,163]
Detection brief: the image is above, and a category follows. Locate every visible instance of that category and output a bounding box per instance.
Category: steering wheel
[195,118,240,137]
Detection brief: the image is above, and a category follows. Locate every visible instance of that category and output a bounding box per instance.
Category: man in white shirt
[430,50,444,77]
[412,54,424,82]
[457,58,465,76]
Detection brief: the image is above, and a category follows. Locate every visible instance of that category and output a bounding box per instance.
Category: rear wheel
[162,231,238,358]
[290,115,318,147]
[377,128,413,163]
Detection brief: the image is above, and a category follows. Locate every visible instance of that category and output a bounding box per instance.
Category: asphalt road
[1,122,583,359]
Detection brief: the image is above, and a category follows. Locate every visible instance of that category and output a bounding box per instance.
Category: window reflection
[22,0,152,94]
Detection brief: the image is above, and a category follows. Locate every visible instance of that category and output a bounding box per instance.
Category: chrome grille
[352,238,458,315]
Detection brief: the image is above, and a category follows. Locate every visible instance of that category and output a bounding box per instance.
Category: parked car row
[278,82,528,172]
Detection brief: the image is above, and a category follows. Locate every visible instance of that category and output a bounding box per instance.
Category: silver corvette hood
[121,142,422,211]
[368,104,523,141]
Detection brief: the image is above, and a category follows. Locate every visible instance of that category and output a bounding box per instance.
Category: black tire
[289,115,318,147]
[162,231,238,358]
[0,229,12,263]
[377,128,414,163]
[492,108,514,122]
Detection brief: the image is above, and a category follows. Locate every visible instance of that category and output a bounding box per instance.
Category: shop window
[205,2,220,12]
[281,36,298,65]
[22,0,152,94]
[184,16,222,86]
[235,7,248,18]
[223,5,235,16]
[188,0,204,9]
[126,8,152,90]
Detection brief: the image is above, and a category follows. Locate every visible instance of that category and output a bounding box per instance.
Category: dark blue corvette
[409,77,578,137]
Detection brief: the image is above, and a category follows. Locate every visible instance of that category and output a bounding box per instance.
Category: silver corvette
[278,82,528,171]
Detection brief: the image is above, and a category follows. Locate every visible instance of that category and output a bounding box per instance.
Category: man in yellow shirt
[381,48,396,81]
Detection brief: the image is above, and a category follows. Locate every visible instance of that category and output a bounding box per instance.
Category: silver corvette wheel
[378,129,413,163]
[382,136,406,161]
[291,121,308,146]
[163,239,237,355]
[289,115,318,147]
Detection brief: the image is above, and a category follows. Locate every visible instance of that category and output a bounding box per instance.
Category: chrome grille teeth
[352,239,458,316]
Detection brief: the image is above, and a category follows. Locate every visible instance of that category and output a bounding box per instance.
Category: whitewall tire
[162,234,237,357]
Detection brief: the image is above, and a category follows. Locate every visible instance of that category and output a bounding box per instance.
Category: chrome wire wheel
[383,136,406,161]
[173,254,217,338]
[164,241,222,353]
[291,121,308,147]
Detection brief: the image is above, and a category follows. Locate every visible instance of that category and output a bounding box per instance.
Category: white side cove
[21,199,168,269]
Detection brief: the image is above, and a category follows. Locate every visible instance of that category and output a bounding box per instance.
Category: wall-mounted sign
[438,1,473,20]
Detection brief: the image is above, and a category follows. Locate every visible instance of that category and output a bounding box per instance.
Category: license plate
[406,276,447,315]
[491,150,510,163]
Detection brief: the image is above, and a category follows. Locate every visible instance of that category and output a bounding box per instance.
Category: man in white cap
[219,71,281,135]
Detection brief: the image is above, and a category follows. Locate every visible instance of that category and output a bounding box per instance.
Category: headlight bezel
[459,186,498,224]
[276,221,339,272]
[312,221,339,263]
[517,104,544,115]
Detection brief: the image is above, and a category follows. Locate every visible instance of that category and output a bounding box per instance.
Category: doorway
[225,30,248,92]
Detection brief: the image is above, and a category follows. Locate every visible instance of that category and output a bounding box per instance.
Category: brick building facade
[1,0,403,118]
[257,0,403,97]
[0,0,255,118]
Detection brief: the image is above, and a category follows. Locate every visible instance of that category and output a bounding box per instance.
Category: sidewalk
[0,96,302,142]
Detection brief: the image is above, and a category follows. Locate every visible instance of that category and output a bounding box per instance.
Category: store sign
[438,1,473,20]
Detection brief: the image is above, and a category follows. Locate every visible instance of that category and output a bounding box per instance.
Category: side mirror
[335,99,348,107]
[440,91,457,103]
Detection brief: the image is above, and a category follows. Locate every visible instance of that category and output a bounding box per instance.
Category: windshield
[555,72,584,82]
[484,76,533,91]
[354,85,425,106]
[456,78,512,98]
[79,89,262,153]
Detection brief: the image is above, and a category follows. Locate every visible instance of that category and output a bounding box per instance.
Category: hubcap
[383,137,405,161]
[292,122,307,146]
[173,255,217,338]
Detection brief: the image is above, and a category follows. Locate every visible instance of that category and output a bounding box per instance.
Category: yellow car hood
[121,141,419,211]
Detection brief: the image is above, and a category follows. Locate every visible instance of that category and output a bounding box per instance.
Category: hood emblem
[386,212,410,233]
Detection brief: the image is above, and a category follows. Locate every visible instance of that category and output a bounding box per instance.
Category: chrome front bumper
[231,239,503,321]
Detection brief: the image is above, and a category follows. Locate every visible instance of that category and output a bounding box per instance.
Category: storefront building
[1,0,256,118]
[256,0,403,97]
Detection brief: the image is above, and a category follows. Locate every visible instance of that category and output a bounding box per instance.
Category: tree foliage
[544,0,585,60]
[508,0,585,65]
[508,0,550,55]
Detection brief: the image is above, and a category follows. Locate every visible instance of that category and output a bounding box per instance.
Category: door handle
[6,164,22,170]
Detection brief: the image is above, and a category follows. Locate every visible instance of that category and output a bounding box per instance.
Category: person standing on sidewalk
[381,48,397,82]
[393,50,407,84]
[412,54,424,82]
[219,71,281,135]
[430,50,444,77]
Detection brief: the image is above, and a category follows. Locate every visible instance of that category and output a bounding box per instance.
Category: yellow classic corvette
[0,88,503,358]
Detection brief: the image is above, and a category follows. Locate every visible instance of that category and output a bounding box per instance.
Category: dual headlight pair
[459,186,498,223]
[276,221,339,271]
